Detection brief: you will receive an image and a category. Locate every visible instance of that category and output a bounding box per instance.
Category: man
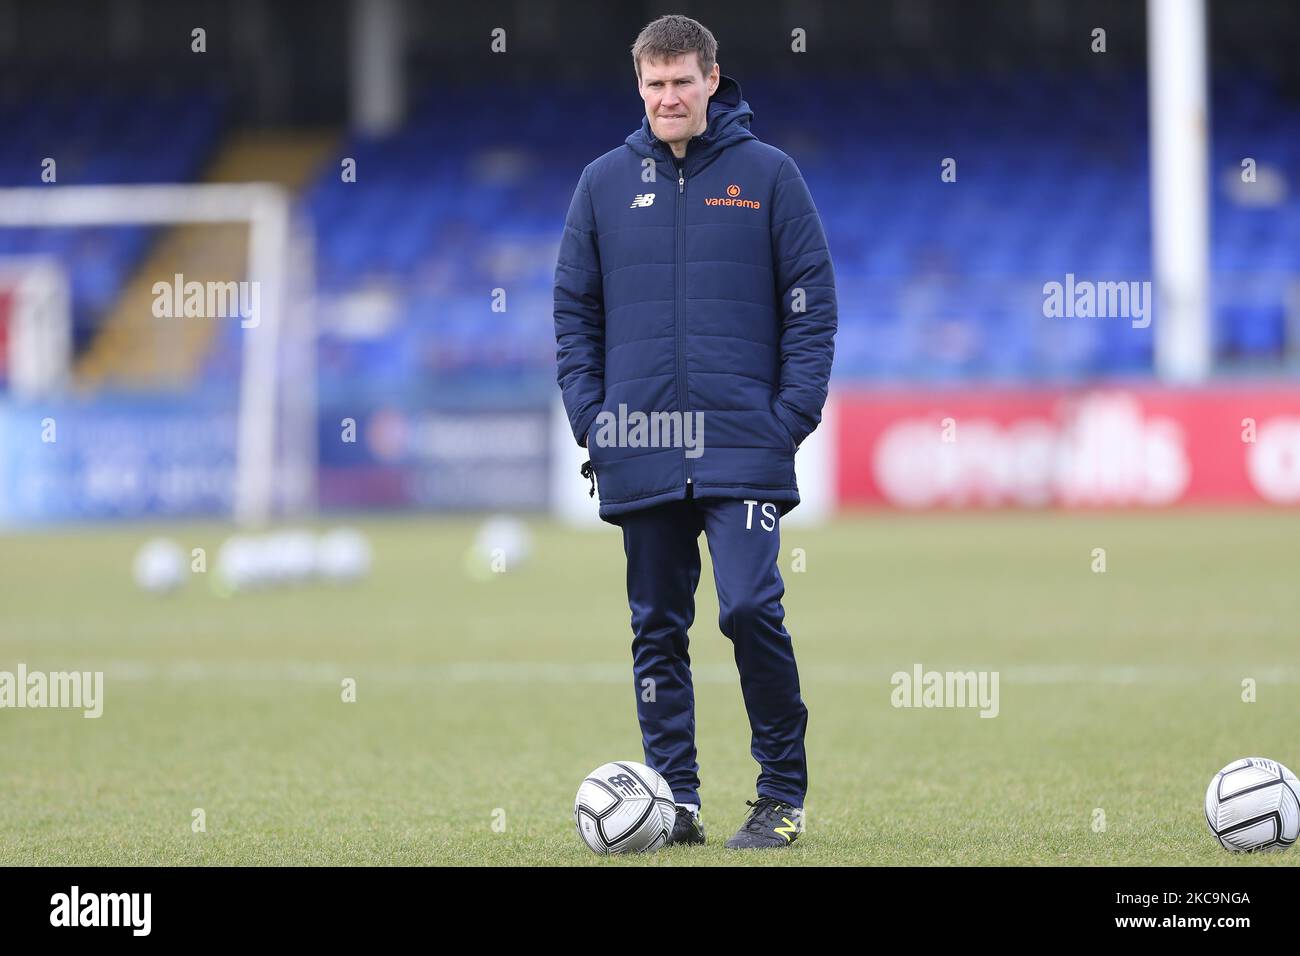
[554,14,836,849]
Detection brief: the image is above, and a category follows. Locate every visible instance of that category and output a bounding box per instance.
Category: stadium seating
[6,73,1298,388]
[296,70,1300,388]
[0,91,226,354]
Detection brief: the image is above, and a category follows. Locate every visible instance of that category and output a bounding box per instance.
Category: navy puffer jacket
[554,75,837,524]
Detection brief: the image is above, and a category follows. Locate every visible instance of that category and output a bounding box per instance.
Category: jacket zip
[674,160,693,491]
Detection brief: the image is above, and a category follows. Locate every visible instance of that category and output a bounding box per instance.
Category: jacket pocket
[770,403,797,454]
[586,400,616,463]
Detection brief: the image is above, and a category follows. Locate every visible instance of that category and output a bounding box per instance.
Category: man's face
[638,53,721,152]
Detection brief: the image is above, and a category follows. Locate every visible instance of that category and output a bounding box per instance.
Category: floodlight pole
[1147,0,1212,381]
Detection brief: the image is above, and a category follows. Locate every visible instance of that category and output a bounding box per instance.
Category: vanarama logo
[704,183,761,209]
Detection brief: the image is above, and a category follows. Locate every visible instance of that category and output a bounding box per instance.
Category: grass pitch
[1,510,1298,866]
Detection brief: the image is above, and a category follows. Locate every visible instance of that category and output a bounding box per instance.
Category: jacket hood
[625,74,756,165]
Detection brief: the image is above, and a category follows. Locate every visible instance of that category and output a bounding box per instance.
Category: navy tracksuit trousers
[620,494,808,809]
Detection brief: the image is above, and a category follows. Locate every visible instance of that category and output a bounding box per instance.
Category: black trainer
[667,805,705,846]
[724,797,803,849]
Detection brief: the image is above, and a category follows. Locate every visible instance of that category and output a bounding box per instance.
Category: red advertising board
[836,387,1300,508]
[0,289,11,385]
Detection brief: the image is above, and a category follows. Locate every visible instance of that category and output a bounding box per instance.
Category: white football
[217,534,266,591]
[264,530,318,585]
[1204,756,1300,852]
[132,538,186,594]
[464,514,533,580]
[574,761,675,855]
[316,528,372,583]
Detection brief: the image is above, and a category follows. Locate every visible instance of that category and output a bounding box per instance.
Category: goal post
[0,257,72,398]
[0,183,315,526]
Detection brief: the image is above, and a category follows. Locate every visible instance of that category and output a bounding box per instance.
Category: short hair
[630,14,718,83]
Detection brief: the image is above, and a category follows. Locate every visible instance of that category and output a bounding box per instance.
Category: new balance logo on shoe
[725,797,804,849]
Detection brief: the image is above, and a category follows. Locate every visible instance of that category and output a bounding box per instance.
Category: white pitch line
[13,660,1300,686]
